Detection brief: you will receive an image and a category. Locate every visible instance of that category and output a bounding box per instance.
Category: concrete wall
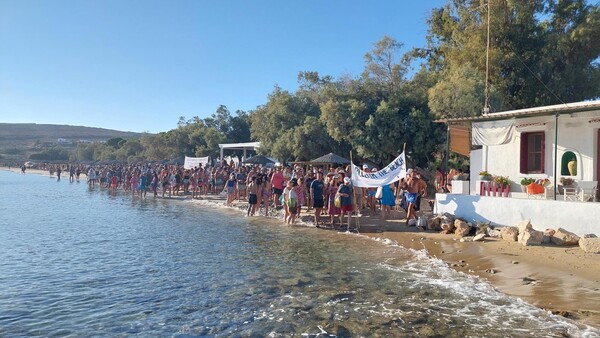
[471,111,600,191]
[435,193,600,235]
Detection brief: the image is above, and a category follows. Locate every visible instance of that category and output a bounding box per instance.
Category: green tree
[425,0,600,117]
[250,86,318,161]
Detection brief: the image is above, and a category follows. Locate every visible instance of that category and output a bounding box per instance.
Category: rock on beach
[518,228,544,246]
[500,226,519,242]
[579,234,600,254]
[454,220,471,238]
[551,228,580,246]
[516,220,532,234]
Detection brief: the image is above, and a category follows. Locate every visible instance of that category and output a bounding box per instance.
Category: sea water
[0,170,598,337]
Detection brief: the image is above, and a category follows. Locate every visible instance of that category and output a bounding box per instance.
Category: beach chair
[563,181,597,202]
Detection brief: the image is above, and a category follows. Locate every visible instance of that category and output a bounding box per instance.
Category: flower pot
[520,185,527,193]
[479,175,492,181]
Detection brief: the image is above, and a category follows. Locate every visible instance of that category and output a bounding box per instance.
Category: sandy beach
[8,167,600,328]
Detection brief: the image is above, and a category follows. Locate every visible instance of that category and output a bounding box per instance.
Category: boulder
[473,233,486,242]
[579,235,600,254]
[551,228,580,246]
[583,234,598,239]
[542,235,551,244]
[427,216,441,231]
[475,222,490,235]
[579,237,600,254]
[516,220,532,234]
[454,220,471,238]
[487,228,502,238]
[500,226,519,242]
[440,221,455,234]
[545,228,556,237]
[518,228,544,246]
[460,236,473,242]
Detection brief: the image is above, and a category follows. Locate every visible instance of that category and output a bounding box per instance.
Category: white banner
[351,152,407,187]
[184,156,210,169]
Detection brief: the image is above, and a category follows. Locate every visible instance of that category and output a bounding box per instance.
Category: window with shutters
[520,132,545,174]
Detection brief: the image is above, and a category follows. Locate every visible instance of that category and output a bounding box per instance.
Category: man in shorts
[310,171,325,226]
[403,169,422,225]
[247,176,258,216]
[271,164,285,208]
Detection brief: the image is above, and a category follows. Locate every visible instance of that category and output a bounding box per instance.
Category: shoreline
[5,167,600,328]
[194,188,600,329]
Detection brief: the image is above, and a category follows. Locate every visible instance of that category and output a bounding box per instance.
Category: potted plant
[559,177,574,194]
[520,177,535,192]
[479,171,492,181]
[494,175,510,188]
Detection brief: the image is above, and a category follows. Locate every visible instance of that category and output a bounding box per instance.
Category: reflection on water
[0,170,598,337]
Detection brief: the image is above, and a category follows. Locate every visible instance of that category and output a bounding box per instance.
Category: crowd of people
[20,159,435,229]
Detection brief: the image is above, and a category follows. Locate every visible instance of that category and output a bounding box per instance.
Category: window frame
[520,131,545,174]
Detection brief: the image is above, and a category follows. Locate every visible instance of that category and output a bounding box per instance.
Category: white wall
[472,111,600,191]
[469,149,482,194]
[435,193,600,235]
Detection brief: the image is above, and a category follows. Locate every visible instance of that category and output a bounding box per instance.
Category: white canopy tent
[218,142,261,161]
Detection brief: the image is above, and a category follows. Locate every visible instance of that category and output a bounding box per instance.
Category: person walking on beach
[247,176,258,216]
[161,171,171,198]
[310,171,325,226]
[151,171,159,198]
[402,169,421,225]
[271,164,285,208]
[110,174,118,194]
[139,170,147,198]
[261,175,271,216]
[379,183,395,220]
[283,179,298,224]
[338,177,354,230]
[295,176,306,214]
[327,175,341,225]
[226,174,236,206]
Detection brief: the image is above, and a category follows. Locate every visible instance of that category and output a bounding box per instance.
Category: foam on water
[185,197,600,336]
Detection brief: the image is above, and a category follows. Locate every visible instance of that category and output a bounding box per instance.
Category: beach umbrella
[243,155,275,165]
[309,153,350,165]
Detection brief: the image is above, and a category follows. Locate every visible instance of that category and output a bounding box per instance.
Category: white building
[435,100,600,235]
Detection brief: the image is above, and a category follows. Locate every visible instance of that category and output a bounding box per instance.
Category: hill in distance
[0,123,149,149]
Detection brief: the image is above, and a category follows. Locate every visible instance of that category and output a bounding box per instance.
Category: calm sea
[0,170,598,337]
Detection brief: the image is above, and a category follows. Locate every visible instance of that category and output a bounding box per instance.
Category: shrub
[520,177,535,185]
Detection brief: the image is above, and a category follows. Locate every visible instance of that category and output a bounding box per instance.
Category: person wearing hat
[337,176,354,230]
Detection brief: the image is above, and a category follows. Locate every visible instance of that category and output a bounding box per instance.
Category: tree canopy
[67,0,599,170]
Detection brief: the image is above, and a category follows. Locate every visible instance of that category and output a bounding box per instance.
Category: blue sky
[0,0,446,133]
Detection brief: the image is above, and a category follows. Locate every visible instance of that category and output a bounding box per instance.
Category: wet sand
[7,167,600,328]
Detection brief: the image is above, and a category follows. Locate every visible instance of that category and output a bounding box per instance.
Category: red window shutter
[520,133,528,174]
[540,133,545,174]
